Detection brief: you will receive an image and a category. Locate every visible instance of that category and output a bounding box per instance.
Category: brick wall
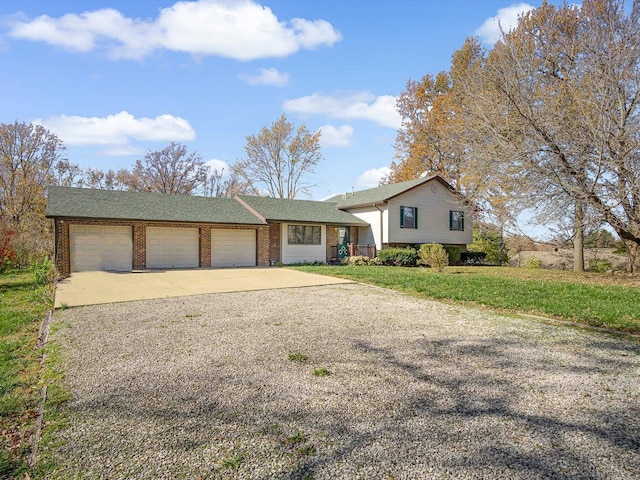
[200,227,211,267]
[54,219,70,278]
[269,223,281,263]
[54,218,262,278]
[256,226,270,266]
[133,224,146,269]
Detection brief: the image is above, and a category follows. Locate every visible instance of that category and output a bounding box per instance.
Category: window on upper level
[400,206,418,229]
[449,210,464,231]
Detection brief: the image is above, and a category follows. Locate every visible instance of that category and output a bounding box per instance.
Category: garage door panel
[211,229,256,267]
[146,227,199,269]
[70,225,132,272]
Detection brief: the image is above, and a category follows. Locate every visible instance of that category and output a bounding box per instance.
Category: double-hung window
[400,206,418,229]
[449,210,464,231]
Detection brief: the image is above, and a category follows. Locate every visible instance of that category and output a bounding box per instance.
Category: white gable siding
[281,223,326,264]
[346,205,388,250]
[387,179,472,245]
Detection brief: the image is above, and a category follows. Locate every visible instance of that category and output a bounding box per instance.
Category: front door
[337,226,350,259]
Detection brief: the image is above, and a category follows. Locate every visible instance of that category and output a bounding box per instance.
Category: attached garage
[70,225,132,272]
[211,229,256,267]
[147,227,199,269]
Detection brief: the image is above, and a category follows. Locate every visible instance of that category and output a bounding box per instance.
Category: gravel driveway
[46,283,639,479]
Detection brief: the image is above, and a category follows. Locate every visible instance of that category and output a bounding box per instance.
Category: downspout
[373,204,384,251]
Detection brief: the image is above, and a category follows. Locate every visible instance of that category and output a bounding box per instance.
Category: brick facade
[55,217,363,277]
[256,226,270,267]
[199,227,211,268]
[54,219,70,278]
[54,218,263,278]
[269,223,281,264]
[133,224,146,270]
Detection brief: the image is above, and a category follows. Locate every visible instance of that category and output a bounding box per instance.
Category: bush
[469,229,508,264]
[443,245,461,265]
[417,244,449,272]
[30,257,57,286]
[589,258,612,273]
[526,257,542,269]
[346,255,382,266]
[377,247,417,267]
[461,251,487,265]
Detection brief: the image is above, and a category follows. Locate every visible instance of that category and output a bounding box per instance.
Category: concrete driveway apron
[54,268,353,308]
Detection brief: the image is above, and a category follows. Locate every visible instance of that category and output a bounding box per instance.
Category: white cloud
[284,91,401,129]
[475,3,535,46]
[8,1,342,60]
[205,158,230,176]
[33,111,195,152]
[317,124,354,148]
[356,166,391,188]
[240,67,289,86]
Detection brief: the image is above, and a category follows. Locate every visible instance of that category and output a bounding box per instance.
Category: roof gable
[326,175,456,209]
[46,186,266,225]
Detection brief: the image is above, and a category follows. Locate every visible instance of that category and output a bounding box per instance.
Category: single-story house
[46,175,472,277]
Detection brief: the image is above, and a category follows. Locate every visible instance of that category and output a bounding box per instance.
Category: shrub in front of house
[377,247,418,267]
[443,245,461,265]
[461,251,487,265]
[346,255,382,266]
[418,244,449,272]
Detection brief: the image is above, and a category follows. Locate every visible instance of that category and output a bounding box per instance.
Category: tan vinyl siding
[347,206,387,250]
[387,179,472,245]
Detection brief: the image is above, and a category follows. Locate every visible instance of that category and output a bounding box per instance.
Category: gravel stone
[45,283,640,479]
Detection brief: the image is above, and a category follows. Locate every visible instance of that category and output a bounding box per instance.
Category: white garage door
[146,227,199,269]
[70,225,132,272]
[211,229,256,267]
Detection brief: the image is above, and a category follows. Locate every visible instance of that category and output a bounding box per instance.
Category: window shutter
[414,207,418,229]
[449,210,453,230]
[400,206,405,228]
[461,212,464,231]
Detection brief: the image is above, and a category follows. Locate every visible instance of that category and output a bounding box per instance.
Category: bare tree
[463,0,640,271]
[123,142,208,195]
[233,114,322,199]
[0,121,66,263]
[202,167,251,198]
[82,167,130,190]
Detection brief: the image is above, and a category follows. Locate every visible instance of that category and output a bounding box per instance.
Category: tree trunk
[573,203,584,272]
[624,239,639,274]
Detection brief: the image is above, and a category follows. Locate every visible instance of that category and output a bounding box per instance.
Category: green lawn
[0,270,52,477]
[292,265,640,334]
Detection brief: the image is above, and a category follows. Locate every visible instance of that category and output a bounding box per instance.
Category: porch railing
[329,243,377,261]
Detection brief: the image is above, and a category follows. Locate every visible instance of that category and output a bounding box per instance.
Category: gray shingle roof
[325,175,452,209]
[46,186,266,225]
[237,195,368,225]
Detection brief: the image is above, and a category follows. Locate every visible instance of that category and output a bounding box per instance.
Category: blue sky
[1,0,564,203]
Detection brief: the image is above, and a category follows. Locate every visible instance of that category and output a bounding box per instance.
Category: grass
[292,265,640,335]
[219,453,244,470]
[0,270,53,477]
[288,352,308,362]
[312,367,331,377]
